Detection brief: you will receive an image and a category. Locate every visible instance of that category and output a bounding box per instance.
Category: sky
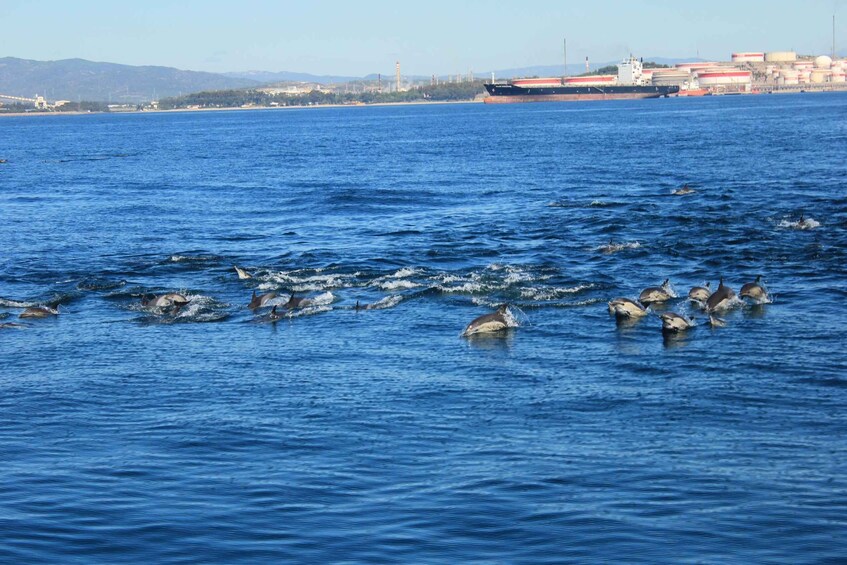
[2,0,845,76]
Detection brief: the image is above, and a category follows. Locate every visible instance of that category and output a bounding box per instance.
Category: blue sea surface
[1,95,846,563]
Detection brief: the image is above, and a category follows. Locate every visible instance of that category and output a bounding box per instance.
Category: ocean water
[1,94,846,563]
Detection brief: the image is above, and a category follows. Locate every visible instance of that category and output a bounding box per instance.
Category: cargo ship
[484,57,679,103]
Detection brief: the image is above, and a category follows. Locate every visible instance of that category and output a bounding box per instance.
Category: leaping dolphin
[19,305,59,319]
[639,279,673,305]
[660,312,694,333]
[705,278,736,312]
[688,282,711,303]
[672,183,695,195]
[284,294,313,310]
[248,290,276,309]
[607,297,648,319]
[708,314,727,327]
[462,305,512,337]
[142,293,190,311]
[234,266,252,280]
[740,275,768,302]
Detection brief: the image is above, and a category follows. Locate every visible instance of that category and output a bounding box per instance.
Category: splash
[596,241,641,254]
[778,217,820,230]
[357,295,404,310]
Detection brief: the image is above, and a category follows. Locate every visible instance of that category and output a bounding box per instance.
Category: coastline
[3,85,847,118]
[0,99,484,118]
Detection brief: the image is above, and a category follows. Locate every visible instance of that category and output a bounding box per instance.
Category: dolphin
[19,305,59,319]
[705,278,736,312]
[607,297,648,319]
[688,282,711,303]
[708,314,727,327]
[142,293,190,311]
[462,305,512,336]
[284,294,312,310]
[639,279,673,305]
[740,275,768,302]
[234,265,252,280]
[0,322,26,329]
[268,305,282,321]
[660,312,694,333]
[248,290,276,309]
[672,183,695,195]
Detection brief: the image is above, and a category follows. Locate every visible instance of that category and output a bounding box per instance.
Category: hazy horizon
[2,0,845,76]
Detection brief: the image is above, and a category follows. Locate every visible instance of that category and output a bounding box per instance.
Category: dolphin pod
[608,275,772,338]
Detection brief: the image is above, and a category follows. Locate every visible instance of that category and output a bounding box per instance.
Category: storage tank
[651,69,692,86]
[810,70,830,83]
[694,70,753,87]
[765,51,797,62]
[780,69,799,84]
[815,55,833,69]
[732,52,765,62]
[675,62,717,73]
[831,72,846,83]
[794,61,814,70]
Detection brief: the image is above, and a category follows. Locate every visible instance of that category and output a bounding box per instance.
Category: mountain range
[0,56,702,103]
[0,57,260,103]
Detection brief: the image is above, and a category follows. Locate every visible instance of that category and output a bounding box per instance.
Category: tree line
[158,81,488,110]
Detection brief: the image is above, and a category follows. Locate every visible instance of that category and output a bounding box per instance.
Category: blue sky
[2,0,845,75]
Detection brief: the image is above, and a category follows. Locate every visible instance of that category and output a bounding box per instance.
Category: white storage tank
[815,55,833,69]
[832,72,846,83]
[651,69,692,86]
[675,62,717,73]
[810,70,830,83]
[732,52,765,62]
[765,51,797,62]
[695,70,753,87]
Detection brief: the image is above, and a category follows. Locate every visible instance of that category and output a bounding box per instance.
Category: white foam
[392,267,419,278]
[363,295,404,310]
[0,298,37,308]
[778,218,820,230]
[596,241,641,254]
[520,284,593,300]
[376,279,420,291]
[438,282,484,293]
